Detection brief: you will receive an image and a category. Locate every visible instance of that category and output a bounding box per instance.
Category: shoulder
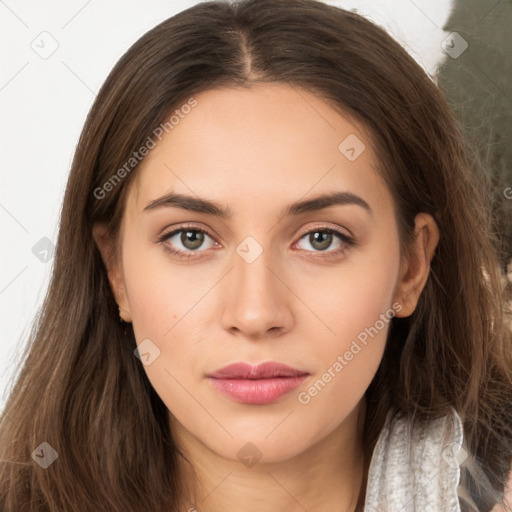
[365,408,512,512]
[364,407,463,512]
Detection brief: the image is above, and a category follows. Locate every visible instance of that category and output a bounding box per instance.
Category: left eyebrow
[282,191,372,219]
[143,190,372,218]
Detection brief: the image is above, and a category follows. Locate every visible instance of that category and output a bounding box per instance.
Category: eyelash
[156,224,356,261]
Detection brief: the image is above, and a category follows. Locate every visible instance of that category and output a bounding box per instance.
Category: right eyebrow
[143,192,233,218]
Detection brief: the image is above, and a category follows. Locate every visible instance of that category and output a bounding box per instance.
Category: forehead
[127,83,387,218]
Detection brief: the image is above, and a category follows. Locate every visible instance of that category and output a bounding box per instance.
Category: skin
[93,83,439,512]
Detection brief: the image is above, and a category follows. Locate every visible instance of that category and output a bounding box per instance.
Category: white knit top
[364,407,465,511]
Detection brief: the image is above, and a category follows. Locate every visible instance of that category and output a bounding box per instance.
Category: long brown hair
[1,1,511,510]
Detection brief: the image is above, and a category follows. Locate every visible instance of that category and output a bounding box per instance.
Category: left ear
[393,213,440,318]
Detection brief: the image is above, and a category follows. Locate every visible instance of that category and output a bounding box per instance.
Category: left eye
[294,228,354,254]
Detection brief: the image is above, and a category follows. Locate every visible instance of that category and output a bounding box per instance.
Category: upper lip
[207,361,309,379]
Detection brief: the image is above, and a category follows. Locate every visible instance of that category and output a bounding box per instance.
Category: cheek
[121,236,211,389]
[120,243,207,418]
[122,236,205,341]
[293,233,400,428]
[300,232,400,357]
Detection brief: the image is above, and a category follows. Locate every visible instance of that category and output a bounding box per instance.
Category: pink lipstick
[207,361,309,405]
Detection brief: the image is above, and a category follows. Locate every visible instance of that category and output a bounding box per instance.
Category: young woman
[1,0,511,511]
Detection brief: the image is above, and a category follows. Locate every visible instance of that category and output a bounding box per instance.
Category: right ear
[92,222,132,322]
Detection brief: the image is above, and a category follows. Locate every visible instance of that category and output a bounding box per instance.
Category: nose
[220,245,294,340]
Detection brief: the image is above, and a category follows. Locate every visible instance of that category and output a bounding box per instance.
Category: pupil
[311,231,332,251]
[182,230,203,249]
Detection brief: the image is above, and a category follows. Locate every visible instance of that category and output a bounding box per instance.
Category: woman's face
[95,83,433,464]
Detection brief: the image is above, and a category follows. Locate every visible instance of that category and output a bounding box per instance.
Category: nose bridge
[233,236,279,307]
[235,242,274,295]
[221,234,290,336]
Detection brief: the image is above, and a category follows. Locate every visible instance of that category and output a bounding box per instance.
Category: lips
[207,362,309,405]
[207,361,309,379]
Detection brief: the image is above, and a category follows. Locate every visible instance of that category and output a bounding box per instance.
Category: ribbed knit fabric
[364,407,464,512]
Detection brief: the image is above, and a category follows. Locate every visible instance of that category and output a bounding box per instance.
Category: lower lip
[208,376,309,405]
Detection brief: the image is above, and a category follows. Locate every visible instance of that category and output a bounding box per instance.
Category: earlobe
[393,213,440,318]
[92,223,132,322]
